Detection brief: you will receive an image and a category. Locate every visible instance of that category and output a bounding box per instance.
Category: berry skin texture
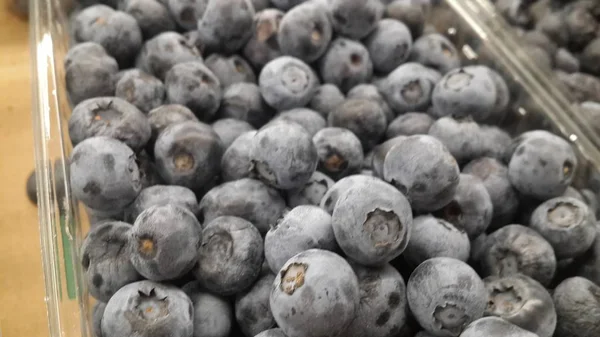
[436,174,493,240]
[530,196,597,260]
[383,135,460,212]
[153,121,224,193]
[346,263,407,337]
[410,33,460,74]
[407,257,487,337]
[124,0,176,40]
[328,0,384,39]
[313,127,364,180]
[220,130,257,182]
[484,274,556,337]
[70,136,142,211]
[81,221,141,302]
[404,215,470,268]
[125,184,198,223]
[164,62,222,121]
[508,130,577,200]
[101,280,193,337]
[250,121,318,190]
[481,225,557,287]
[364,18,413,74]
[115,69,165,113]
[386,112,434,139]
[199,178,286,234]
[210,118,255,149]
[460,317,539,337]
[259,56,320,111]
[277,1,333,63]
[146,104,199,152]
[265,205,336,273]
[128,204,201,281]
[194,216,264,296]
[235,272,277,337]
[69,97,152,153]
[217,82,274,128]
[380,62,441,114]
[328,98,387,151]
[286,171,334,207]
[204,54,257,88]
[309,84,346,118]
[552,277,600,337]
[275,108,326,137]
[332,182,412,266]
[196,0,255,55]
[320,174,385,214]
[269,249,360,337]
[319,38,373,93]
[186,286,233,337]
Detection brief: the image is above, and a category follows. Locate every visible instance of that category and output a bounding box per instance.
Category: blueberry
[70,137,141,211]
[319,38,373,93]
[332,181,412,266]
[186,287,233,337]
[154,121,224,192]
[255,329,287,337]
[194,216,263,295]
[259,56,319,110]
[147,104,199,152]
[436,174,493,240]
[460,317,539,337]
[81,221,141,302]
[242,9,284,70]
[165,62,222,121]
[249,0,269,10]
[481,225,556,286]
[65,42,118,105]
[197,0,255,55]
[479,125,512,161]
[371,136,406,178]
[431,66,498,122]
[137,32,203,81]
[101,280,193,337]
[269,249,360,337]
[383,135,460,212]
[250,121,318,189]
[555,71,600,103]
[217,82,274,128]
[312,127,364,180]
[308,84,345,118]
[562,186,585,202]
[329,0,384,39]
[410,33,460,74]
[581,38,600,76]
[220,130,257,182]
[555,47,580,73]
[385,1,425,38]
[270,0,308,10]
[581,188,600,217]
[530,196,597,259]
[26,170,36,204]
[211,118,255,149]
[167,0,208,30]
[463,157,519,230]
[73,5,142,67]
[125,185,198,223]
[346,84,394,123]
[362,18,412,74]
[274,108,326,137]
[86,206,126,226]
[93,302,106,337]
[277,1,332,63]
[563,2,598,51]
[320,174,384,213]
[346,263,407,337]
[265,205,336,273]
[574,230,600,285]
[123,0,175,39]
[428,117,485,165]
[129,204,201,280]
[553,277,600,337]
[286,171,334,207]
[69,97,151,152]
[380,62,440,114]
[536,11,569,47]
[386,112,434,139]
[407,257,486,337]
[199,178,286,234]
[484,274,556,337]
[404,215,470,268]
[328,98,387,151]
[508,130,577,200]
[205,54,257,88]
[115,69,165,113]
[235,273,277,336]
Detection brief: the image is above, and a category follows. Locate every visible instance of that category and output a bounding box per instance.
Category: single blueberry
[328,0,384,39]
[115,69,165,113]
[410,33,460,74]
[380,62,441,114]
[313,127,364,180]
[205,54,257,88]
[186,285,233,337]
[553,277,600,337]
[196,0,255,55]
[194,216,264,295]
[259,56,319,111]
[235,272,277,337]
[123,0,176,39]
[364,18,412,74]
[319,38,373,93]
[328,98,387,151]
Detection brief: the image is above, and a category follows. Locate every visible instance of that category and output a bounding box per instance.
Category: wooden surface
[0,1,49,336]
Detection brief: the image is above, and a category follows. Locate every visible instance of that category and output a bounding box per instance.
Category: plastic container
[29,0,600,336]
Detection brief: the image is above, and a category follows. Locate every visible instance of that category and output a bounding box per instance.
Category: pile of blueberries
[492,0,600,116]
[61,0,600,337]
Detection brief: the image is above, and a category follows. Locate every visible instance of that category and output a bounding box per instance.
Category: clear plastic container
[29,0,600,336]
